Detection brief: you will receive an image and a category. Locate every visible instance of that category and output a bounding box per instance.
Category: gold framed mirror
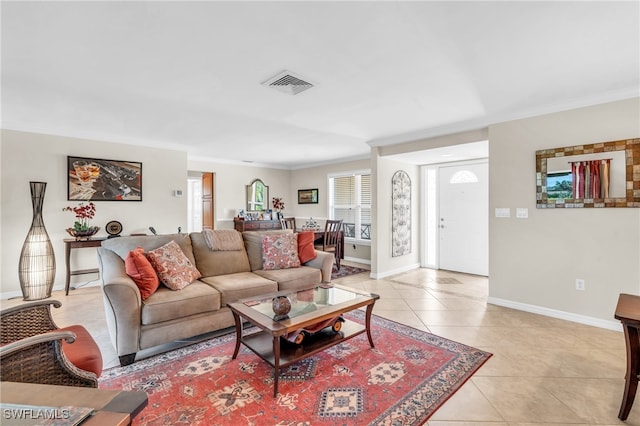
[536,138,639,208]
[246,179,268,211]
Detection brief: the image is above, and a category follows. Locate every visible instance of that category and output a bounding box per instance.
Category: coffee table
[228,284,379,396]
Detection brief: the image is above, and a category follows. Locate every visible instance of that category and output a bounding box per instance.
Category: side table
[64,237,107,295]
[615,293,640,420]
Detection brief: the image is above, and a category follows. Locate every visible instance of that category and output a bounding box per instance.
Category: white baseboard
[344,256,371,265]
[487,296,622,332]
[370,263,421,279]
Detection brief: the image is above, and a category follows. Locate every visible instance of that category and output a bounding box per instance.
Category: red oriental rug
[99,310,491,425]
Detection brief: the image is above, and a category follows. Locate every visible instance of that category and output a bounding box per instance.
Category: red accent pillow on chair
[297,231,317,264]
[125,247,160,300]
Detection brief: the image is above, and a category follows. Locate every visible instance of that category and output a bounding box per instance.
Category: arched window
[450,170,479,184]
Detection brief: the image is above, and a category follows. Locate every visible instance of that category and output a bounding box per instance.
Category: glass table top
[242,285,371,322]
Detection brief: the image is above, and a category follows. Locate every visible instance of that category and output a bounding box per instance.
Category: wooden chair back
[322,219,343,250]
[280,217,296,230]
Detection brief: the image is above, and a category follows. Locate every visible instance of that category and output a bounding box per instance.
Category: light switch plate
[516,208,528,218]
[495,208,511,218]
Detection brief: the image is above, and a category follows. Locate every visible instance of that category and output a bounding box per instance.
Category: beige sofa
[97,230,333,366]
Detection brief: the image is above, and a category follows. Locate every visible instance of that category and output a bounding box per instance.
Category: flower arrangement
[63,202,99,238]
[272,197,285,212]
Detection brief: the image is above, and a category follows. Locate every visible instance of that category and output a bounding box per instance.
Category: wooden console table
[64,237,107,296]
[234,219,282,232]
[615,293,640,420]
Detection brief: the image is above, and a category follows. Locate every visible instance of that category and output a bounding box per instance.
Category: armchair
[0,300,102,388]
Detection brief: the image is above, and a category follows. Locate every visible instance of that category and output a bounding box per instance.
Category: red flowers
[63,202,96,231]
[272,197,285,211]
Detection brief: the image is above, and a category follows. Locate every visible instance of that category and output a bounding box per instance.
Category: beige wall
[290,158,372,263]
[488,97,640,327]
[371,149,421,277]
[1,130,188,298]
[187,160,292,229]
[289,158,371,220]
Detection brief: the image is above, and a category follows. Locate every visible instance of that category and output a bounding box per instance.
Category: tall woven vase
[18,181,56,300]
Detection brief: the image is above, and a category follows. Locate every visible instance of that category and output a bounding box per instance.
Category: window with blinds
[329,172,371,241]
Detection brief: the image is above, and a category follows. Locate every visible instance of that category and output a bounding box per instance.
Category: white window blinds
[329,172,371,241]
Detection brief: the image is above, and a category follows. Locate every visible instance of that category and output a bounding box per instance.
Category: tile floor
[3,265,636,425]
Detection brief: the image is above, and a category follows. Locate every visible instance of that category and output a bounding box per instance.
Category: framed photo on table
[298,188,318,204]
[67,156,142,201]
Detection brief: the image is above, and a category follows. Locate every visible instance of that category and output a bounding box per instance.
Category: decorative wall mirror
[246,179,269,211]
[536,138,639,208]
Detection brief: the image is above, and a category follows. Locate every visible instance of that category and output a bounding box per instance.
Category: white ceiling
[2,1,638,169]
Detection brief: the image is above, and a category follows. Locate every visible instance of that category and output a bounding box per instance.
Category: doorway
[187,172,215,232]
[423,160,488,276]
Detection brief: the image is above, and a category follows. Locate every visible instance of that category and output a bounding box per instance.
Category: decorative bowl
[66,226,100,240]
[272,295,292,320]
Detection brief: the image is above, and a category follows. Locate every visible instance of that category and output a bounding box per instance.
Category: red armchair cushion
[60,325,103,377]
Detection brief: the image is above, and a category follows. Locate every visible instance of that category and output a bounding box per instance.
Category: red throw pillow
[125,247,160,300]
[297,231,317,264]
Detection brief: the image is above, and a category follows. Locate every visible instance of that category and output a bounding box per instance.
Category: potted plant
[63,202,99,240]
[272,197,285,220]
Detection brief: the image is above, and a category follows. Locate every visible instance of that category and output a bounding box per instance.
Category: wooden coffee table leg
[365,303,375,348]
[231,312,242,359]
[273,335,280,397]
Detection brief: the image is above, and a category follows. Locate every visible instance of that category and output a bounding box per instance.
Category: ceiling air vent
[262,71,314,95]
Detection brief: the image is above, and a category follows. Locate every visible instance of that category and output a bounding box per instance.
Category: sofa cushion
[125,247,160,300]
[141,281,221,325]
[101,233,197,266]
[262,233,301,270]
[146,241,202,290]
[191,232,252,277]
[254,266,321,292]
[200,272,277,306]
[242,229,294,271]
[297,231,317,264]
[203,229,244,251]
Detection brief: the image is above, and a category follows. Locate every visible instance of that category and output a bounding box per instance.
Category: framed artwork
[298,188,318,204]
[67,156,142,201]
[392,170,411,257]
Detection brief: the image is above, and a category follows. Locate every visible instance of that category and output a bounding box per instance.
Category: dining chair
[314,219,343,270]
[0,300,103,388]
[280,217,296,230]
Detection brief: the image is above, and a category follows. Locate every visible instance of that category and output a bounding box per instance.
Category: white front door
[438,162,488,276]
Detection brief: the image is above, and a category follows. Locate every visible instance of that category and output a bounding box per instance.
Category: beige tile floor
[3,265,637,425]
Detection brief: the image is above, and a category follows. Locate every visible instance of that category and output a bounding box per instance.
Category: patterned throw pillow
[262,233,301,270]
[146,240,202,290]
[125,247,160,300]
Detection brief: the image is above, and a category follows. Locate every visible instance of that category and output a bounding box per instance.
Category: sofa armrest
[97,247,143,356]
[304,250,334,283]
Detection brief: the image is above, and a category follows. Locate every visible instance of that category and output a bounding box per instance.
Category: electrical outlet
[575,279,585,291]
